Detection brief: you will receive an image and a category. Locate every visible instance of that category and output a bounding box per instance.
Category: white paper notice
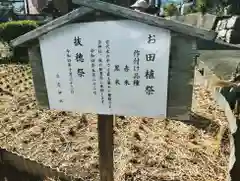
[39,20,171,118]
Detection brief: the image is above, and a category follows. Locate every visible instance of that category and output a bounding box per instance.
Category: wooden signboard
[39,20,171,117]
[11,0,216,120]
[10,1,217,181]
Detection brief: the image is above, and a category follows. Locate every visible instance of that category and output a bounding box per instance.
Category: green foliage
[186,6,198,14]
[0,20,39,42]
[164,3,178,17]
[0,20,39,64]
[195,0,213,14]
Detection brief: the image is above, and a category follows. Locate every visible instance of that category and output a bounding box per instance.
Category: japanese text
[66,49,74,94]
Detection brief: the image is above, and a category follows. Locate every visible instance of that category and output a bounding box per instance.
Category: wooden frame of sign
[11,2,217,120]
[11,1,217,181]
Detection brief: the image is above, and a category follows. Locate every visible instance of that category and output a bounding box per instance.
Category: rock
[0,42,12,59]
[226,16,240,30]
[217,19,228,31]
[217,29,227,41]
[215,20,222,32]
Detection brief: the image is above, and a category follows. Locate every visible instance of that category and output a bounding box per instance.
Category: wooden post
[59,2,115,180]
[95,1,129,181]
[98,115,114,181]
[96,1,115,180]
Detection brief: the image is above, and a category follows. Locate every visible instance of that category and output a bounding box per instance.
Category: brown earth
[0,64,230,181]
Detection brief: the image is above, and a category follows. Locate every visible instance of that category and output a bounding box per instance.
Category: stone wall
[0,42,12,61]
[215,16,240,44]
[167,13,217,31]
[168,13,240,45]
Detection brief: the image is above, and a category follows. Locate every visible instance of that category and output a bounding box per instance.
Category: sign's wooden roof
[11,0,217,47]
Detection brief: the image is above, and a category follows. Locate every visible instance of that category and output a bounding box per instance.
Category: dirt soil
[0,64,230,181]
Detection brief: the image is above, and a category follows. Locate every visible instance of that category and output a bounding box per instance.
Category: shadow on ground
[179,113,222,134]
[0,163,42,181]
